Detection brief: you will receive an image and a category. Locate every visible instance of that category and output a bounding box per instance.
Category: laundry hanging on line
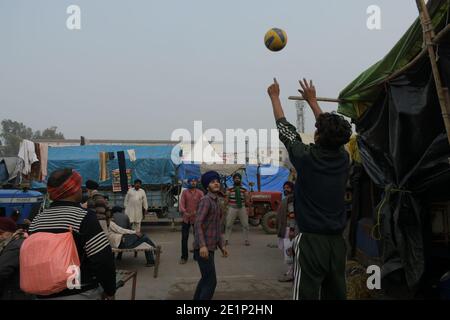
[127,149,137,162]
[99,152,109,181]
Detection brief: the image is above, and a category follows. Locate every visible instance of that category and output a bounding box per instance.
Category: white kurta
[124,188,148,223]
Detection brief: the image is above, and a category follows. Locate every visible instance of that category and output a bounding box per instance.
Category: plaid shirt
[194,192,224,251]
[179,188,204,224]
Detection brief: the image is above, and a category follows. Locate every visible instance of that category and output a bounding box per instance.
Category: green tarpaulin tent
[338,0,449,120]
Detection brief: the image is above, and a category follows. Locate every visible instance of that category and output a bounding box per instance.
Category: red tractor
[247,189,282,234]
[244,166,282,234]
[200,164,283,234]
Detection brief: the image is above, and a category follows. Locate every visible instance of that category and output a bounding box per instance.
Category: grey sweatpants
[224,207,249,242]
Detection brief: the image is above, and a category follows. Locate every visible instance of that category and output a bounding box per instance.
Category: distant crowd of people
[1,78,352,300]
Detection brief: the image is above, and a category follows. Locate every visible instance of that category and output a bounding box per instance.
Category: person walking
[124,179,148,233]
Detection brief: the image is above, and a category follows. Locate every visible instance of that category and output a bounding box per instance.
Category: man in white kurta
[124,179,148,233]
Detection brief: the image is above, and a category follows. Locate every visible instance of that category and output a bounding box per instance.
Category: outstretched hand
[298,78,317,103]
[267,78,280,99]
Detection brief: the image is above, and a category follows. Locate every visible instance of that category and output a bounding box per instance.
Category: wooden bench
[112,245,162,278]
[116,270,137,300]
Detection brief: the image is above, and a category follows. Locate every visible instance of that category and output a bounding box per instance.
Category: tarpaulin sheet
[338,0,450,120]
[178,163,290,192]
[340,0,450,289]
[225,165,290,192]
[31,145,181,188]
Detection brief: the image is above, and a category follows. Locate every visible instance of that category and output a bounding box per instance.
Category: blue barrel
[0,189,44,224]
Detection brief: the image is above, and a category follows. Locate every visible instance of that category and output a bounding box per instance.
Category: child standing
[193,171,229,300]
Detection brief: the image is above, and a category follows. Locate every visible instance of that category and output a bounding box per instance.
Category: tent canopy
[338,0,450,289]
[338,0,450,120]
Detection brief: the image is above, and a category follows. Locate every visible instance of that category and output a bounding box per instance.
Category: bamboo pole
[289,3,450,126]
[416,0,450,146]
[387,24,450,82]
[434,24,450,44]
[288,96,344,103]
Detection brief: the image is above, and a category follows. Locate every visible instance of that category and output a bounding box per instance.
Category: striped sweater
[29,201,116,297]
[226,186,247,208]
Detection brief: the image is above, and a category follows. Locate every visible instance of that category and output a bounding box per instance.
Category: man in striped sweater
[224,173,250,246]
[29,168,116,300]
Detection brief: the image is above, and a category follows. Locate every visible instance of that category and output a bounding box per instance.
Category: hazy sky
[0,0,419,140]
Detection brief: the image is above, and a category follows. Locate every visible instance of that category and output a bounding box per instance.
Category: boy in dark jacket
[268,78,352,300]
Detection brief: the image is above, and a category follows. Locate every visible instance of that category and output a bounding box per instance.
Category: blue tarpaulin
[225,165,290,192]
[32,145,181,189]
[178,163,290,192]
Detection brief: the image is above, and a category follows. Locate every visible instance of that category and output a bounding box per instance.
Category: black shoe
[145,262,155,267]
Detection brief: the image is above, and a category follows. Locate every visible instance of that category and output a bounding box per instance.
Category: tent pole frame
[416,0,450,146]
[288,96,344,103]
[289,1,450,147]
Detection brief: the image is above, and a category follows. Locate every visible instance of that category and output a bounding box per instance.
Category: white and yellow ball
[264,28,288,52]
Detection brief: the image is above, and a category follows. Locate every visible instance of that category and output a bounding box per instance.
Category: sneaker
[179,259,187,265]
[278,274,294,282]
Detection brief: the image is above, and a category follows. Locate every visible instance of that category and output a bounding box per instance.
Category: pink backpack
[20,230,80,296]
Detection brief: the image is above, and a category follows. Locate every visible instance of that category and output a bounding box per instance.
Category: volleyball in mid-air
[264,28,288,52]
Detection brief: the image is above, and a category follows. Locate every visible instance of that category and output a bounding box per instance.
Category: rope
[370,185,412,241]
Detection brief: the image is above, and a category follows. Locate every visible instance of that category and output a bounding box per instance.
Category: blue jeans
[120,234,155,264]
[193,250,216,300]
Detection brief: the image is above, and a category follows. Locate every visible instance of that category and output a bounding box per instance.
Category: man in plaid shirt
[193,171,229,300]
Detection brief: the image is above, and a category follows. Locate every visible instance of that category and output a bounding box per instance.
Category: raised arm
[267,78,285,121]
[298,78,323,120]
[267,78,309,162]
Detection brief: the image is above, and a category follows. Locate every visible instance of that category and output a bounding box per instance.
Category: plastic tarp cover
[225,165,290,192]
[200,164,246,176]
[31,145,180,188]
[0,157,20,182]
[178,163,290,192]
[354,40,450,288]
[0,161,8,183]
[338,0,449,120]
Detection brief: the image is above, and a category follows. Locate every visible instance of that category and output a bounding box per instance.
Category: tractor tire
[262,211,278,234]
[248,218,261,227]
